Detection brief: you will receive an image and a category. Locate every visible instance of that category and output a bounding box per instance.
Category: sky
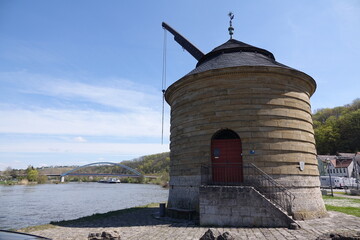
[0,0,359,170]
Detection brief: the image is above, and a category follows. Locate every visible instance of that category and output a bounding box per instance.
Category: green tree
[313,99,360,154]
[26,166,39,182]
[314,124,340,154]
[349,98,360,111]
[337,109,360,152]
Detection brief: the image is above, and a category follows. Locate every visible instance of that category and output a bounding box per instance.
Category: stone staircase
[200,163,298,228]
[199,185,297,227]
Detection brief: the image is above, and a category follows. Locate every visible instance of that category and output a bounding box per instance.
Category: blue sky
[0,0,359,170]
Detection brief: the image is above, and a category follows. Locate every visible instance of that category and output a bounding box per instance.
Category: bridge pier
[60,176,65,183]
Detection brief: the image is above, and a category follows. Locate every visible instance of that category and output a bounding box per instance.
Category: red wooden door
[211,139,243,183]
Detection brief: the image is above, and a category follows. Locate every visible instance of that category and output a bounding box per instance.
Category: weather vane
[228,12,234,39]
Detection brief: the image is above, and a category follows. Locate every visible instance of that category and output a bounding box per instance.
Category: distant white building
[317,153,357,178]
[355,152,360,179]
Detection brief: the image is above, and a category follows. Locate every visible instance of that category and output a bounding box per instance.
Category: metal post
[354,153,359,190]
[159,203,166,217]
[326,158,334,197]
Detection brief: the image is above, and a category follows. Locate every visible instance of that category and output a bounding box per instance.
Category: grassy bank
[323,195,360,218]
[325,205,360,217]
[19,203,159,233]
[0,180,16,185]
[0,179,39,185]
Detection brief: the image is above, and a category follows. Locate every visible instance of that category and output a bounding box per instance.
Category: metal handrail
[201,163,295,215]
[244,163,295,215]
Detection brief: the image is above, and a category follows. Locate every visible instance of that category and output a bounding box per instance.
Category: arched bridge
[59,162,153,182]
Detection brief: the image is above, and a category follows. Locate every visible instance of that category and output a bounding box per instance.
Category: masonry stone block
[205,206,218,215]
[199,186,295,227]
[242,216,254,226]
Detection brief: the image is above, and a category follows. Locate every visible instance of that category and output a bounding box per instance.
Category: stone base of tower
[289,187,328,220]
[167,175,201,211]
[167,174,328,222]
[272,175,328,220]
[199,185,297,227]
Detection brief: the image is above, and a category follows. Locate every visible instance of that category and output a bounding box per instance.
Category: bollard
[159,203,166,217]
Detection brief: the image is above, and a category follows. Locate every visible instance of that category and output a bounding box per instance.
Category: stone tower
[165,35,327,224]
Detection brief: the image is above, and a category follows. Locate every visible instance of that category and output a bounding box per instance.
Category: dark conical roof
[187,39,293,76]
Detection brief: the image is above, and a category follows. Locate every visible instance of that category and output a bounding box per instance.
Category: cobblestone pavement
[25,209,360,240]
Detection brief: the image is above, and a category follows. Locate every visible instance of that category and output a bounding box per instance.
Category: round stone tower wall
[166,66,327,220]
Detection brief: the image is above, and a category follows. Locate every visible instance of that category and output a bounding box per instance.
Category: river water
[0,182,168,230]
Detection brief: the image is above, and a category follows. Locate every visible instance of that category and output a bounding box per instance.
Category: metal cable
[161,29,167,144]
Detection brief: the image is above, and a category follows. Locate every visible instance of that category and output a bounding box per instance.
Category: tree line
[313,98,360,155]
[1,165,48,184]
[1,153,170,185]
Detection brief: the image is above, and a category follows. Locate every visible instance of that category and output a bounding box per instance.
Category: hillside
[313,98,360,155]
[1,153,170,176]
[1,153,170,185]
[35,153,170,177]
[120,152,170,175]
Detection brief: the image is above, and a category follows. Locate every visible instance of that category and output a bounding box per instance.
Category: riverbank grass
[0,180,17,185]
[325,205,360,217]
[322,195,360,218]
[18,224,56,233]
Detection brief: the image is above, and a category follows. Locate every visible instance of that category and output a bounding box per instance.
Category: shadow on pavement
[51,207,197,228]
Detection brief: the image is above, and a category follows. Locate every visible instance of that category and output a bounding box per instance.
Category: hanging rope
[161,29,167,144]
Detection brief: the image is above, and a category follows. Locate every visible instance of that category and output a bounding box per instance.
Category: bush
[136,175,146,184]
[37,175,48,184]
[121,177,134,183]
[26,166,39,182]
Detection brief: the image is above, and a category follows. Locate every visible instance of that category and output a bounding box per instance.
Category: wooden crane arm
[162,22,204,61]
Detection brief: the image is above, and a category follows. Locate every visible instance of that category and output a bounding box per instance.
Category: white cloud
[34,80,158,111]
[38,163,49,167]
[0,108,169,137]
[0,160,26,171]
[0,142,169,155]
[0,71,171,170]
[73,136,87,142]
[0,71,170,138]
[0,71,160,112]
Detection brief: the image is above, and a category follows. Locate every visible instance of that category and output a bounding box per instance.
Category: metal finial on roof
[228,12,234,39]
